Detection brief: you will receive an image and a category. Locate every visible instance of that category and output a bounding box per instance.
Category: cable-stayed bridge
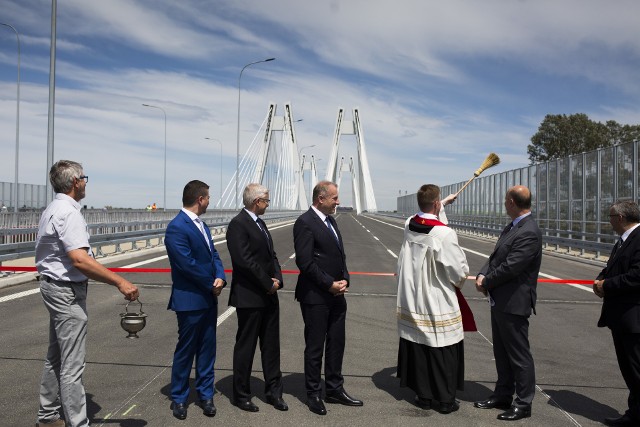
[219,103,377,213]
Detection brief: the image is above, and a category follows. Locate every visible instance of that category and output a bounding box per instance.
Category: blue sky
[1,0,639,210]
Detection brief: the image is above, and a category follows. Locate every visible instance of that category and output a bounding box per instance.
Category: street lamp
[204,137,223,208]
[236,57,275,209]
[298,144,315,158]
[1,22,20,212]
[142,103,167,211]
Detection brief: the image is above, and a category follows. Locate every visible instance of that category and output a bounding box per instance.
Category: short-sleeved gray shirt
[35,193,93,282]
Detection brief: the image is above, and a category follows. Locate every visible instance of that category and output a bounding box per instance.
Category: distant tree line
[527,113,640,164]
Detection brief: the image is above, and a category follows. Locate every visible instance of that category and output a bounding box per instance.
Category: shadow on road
[87,392,148,426]
[371,366,494,406]
[544,388,621,423]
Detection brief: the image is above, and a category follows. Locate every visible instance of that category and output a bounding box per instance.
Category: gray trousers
[491,309,536,407]
[38,279,89,427]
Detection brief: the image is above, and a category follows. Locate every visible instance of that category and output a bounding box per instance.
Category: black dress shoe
[235,400,259,412]
[497,406,531,421]
[474,397,513,410]
[604,414,639,426]
[414,395,431,410]
[325,389,364,406]
[198,398,217,417]
[307,396,327,415]
[437,400,460,414]
[267,396,289,411]
[171,402,187,420]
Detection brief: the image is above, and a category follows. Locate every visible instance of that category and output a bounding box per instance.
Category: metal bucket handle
[124,298,144,315]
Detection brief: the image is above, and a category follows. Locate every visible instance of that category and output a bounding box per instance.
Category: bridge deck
[0,213,618,426]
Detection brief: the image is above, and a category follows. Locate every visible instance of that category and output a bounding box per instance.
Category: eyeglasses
[77,175,89,183]
[259,198,271,204]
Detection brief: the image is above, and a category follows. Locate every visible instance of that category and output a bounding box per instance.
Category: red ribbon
[0,266,595,285]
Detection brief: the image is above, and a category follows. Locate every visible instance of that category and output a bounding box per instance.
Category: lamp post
[1,22,20,212]
[204,137,223,208]
[142,103,167,211]
[236,57,275,209]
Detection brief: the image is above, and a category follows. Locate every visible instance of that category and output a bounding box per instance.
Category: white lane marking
[0,288,40,303]
[351,215,398,259]
[217,306,236,326]
[124,255,168,268]
[366,215,595,294]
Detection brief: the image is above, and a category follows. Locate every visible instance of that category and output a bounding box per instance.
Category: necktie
[256,218,272,249]
[611,237,623,257]
[325,217,339,242]
[499,222,513,238]
[195,218,211,249]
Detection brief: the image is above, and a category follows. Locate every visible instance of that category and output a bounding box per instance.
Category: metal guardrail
[371,212,613,262]
[0,210,302,263]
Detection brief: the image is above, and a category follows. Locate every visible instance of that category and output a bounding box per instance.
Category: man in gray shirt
[35,160,139,427]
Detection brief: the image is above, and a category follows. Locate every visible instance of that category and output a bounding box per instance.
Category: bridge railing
[0,209,302,264]
[397,139,640,262]
[380,211,615,261]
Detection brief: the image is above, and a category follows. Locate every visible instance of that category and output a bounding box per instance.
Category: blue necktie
[325,217,338,242]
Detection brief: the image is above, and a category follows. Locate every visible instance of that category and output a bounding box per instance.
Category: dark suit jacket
[479,215,542,317]
[294,208,350,304]
[165,210,226,311]
[597,226,640,332]
[226,209,283,308]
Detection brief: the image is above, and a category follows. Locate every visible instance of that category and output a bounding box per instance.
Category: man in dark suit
[165,180,226,420]
[294,180,363,416]
[226,183,287,413]
[473,185,542,421]
[594,200,640,427]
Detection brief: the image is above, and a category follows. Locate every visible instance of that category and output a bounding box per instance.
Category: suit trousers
[612,329,640,420]
[300,299,347,396]
[38,279,89,427]
[171,307,218,403]
[491,309,536,407]
[233,306,283,402]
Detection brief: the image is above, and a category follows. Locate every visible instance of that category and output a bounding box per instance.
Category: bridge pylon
[325,108,377,214]
[255,102,307,209]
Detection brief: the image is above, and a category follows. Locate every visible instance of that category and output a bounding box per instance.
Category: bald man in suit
[473,185,542,421]
[294,181,363,416]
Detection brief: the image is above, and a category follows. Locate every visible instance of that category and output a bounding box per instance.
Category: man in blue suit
[165,180,226,420]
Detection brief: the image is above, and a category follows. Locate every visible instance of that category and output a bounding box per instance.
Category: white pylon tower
[255,102,307,209]
[300,153,319,204]
[325,108,377,214]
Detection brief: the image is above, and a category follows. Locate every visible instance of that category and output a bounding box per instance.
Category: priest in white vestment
[396,184,471,414]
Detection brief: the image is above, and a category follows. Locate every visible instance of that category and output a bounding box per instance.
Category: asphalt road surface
[0,213,623,426]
